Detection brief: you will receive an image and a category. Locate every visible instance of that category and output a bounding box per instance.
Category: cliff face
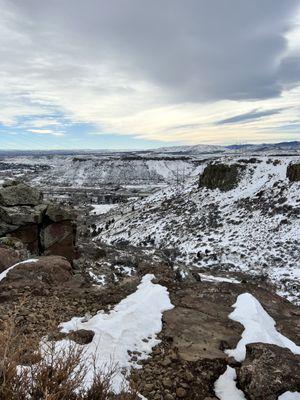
[0,181,77,261]
[198,163,244,191]
[287,163,300,182]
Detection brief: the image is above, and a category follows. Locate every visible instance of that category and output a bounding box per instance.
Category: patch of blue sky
[0,117,179,150]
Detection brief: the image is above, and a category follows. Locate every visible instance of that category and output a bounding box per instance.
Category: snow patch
[90,204,118,215]
[214,366,246,400]
[226,293,300,362]
[55,274,174,393]
[199,273,241,284]
[278,392,300,400]
[88,270,106,286]
[114,265,135,277]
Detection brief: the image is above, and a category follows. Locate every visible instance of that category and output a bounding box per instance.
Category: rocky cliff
[0,181,77,261]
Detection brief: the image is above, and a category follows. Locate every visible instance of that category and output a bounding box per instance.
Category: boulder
[0,183,77,261]
[3,256,73,287]
[199,163,243,191]
[0,183,42,206]
[237,343,300,400]
[0,205,44,226]
[67,329,95,345]
[287,163,300,182]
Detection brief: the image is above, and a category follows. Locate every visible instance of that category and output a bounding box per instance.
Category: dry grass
[0,312,139,400]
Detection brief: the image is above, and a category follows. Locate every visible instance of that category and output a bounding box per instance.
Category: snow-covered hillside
[3,155,198,186]
[153,144,225,154]
[97,156,300,303]
[49,157,195,186]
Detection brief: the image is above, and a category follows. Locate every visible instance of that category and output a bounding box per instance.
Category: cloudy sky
[1,0,300,150]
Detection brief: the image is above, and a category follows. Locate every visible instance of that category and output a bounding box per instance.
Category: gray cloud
[216,108,286,125]
[279,56,300,88]
[3,0,300,103]
[276,122,300,131]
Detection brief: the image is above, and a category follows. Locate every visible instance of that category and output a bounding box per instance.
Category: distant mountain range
[152,144,224,154]
[0,141,299,157]
[226,141,300,151]
[154,141,300,155]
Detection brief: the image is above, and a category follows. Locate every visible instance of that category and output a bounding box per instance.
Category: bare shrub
[0,313,139,400]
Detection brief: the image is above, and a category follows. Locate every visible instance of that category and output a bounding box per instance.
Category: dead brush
[0,307,139,399]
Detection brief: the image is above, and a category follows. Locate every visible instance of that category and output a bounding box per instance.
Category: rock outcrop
[287,163,300,182]
[0,181,77,261]
[237,343,300,400]
[0,181,42,206]
[3,256,73,287]
[199,163,243,191]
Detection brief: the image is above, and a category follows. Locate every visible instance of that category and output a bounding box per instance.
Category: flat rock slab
[162,280,300,362]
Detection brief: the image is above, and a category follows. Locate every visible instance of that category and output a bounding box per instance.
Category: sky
[0,0,300,150]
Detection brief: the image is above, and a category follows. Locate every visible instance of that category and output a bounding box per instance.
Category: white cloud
[28,129,65,136]
[0,0,300,145]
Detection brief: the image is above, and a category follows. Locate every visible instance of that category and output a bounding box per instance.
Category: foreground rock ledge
[3,256,73,287]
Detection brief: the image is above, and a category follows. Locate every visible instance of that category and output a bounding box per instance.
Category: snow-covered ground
[90,204,119,215]
[54,274,174,393]
[97,156,300,303]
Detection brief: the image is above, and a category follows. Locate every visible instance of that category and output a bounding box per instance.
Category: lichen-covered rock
[0,182,43,206]
[0,236,26,251]
[287,163,300,182]
[199,163,243,191]
[0,183,77,261]
[237,343,300,400]
[0,205,44,226]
